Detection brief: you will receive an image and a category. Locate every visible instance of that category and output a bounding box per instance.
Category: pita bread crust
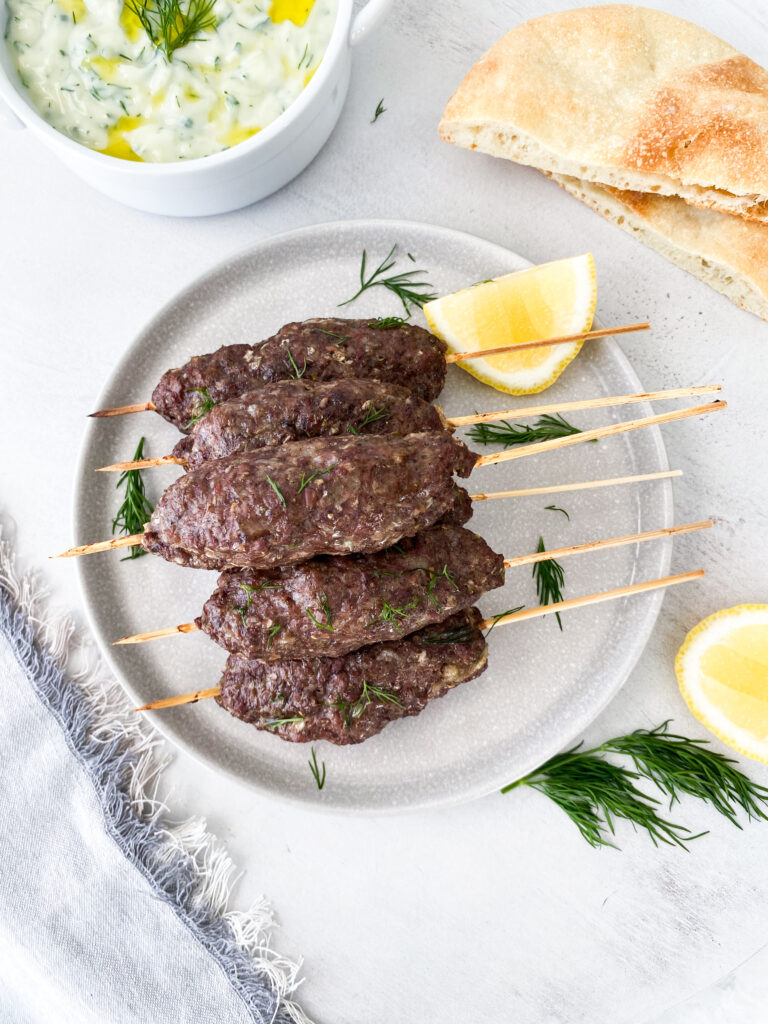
[440,5,768,207]
[550,174,768,319]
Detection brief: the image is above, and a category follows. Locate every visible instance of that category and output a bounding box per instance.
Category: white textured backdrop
[2,1,768,1021]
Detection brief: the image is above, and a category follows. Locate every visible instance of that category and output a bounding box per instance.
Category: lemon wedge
[423,254,597,395]
[675,605,768,763]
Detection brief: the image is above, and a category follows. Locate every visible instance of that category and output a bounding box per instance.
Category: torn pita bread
[439,5,768,224]
[551,174,768,319]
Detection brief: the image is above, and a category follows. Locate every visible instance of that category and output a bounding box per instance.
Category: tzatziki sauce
[5,0,337,161]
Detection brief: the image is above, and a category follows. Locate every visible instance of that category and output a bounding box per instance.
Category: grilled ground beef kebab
[152,318,447,432]
[172,378,446,469]
[217,608,488,745]
[198,523,504,660]
[143,432,477,570]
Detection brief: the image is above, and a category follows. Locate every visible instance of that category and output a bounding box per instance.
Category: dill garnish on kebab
[336,679,404,728]
[483,607,525,637]
[348,405,389,434]
[378,599,419,627]
[297,466,334,494]
[285,348,307,380]
[467,413,585,449]
[306,593,334,632]
[339,245,438,316]
[265,716,304,731]
[266,624,282,649]
[112,437,154,560]
[265,475,287,506]
[235,581,279,627]
[423,623,480,644]
[532,538,565,629]
[502,721,768,850]
[368,317,408,330]
[184,387,217,428]
[126,0,217,61]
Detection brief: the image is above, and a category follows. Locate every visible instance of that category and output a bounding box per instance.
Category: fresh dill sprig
[234,581,280,625]
[265,475,286,506]
[306,593,333,632]
[266,624,281,649]
[545,505,570,519]
[502,721,768,850]
[422,624,477,645]
[532,537,565,630]
[265,716,304,731]
[349,404,389,435]
[368,317,407,330]
[112,437,154,561]
[467,413,585,449]
[184,386,216,428]
[297,466,334,495]
[483,606,525,637]
[314,328,350,342]
[371,98,386,123]
[337,679,403,728]
[308,747,326,790]
[378,598,419,626]
[127,0,216,61]
[284,347,307,379]
[603,723,768,826]
[339,245,437,316]
[425,564,458,608]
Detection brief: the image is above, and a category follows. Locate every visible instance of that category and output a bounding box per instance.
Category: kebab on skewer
[134,571,706,745]
[115,519,712,660]
[89,317,650,430]
[54,401,725,568]
[95,377,721,474]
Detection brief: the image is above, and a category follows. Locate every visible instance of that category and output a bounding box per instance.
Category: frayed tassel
[0,526,310,1024]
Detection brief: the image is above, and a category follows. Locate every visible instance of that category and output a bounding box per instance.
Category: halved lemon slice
[675,605,768,763]
[423,254,597,395]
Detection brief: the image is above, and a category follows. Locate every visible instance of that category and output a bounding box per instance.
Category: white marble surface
[2,1,768,1021]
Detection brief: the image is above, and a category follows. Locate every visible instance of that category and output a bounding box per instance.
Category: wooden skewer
[135,686,220,711]
[470,468,681,500]
[447,384,720,427]
[51,533,142,558]
[502,520,711,568]
[97,454,185,472]
[444,321,650,363]
[89,323,651,420]
[133,568,704,711]
[478,569,704,630]
[115,519,708,647]
[115,622,201,644]
[94,385,720,473]
[90,401,156,418]
[475,401,726,467]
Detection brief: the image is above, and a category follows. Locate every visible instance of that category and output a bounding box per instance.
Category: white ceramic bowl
[0,0,391,215]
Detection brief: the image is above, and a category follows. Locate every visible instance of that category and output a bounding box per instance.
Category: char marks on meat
[217,608,489,744]
[172,378,447,468]
[197,524,504,659]
[152,318,447,431]
[142,432,478,570]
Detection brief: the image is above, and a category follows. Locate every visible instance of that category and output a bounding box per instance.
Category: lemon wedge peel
[675,604,768,764]
[423,254,597,396]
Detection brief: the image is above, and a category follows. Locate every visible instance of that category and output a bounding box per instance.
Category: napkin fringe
[0,529,311,1024]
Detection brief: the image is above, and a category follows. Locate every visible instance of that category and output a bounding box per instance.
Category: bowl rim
[0,0,351,174]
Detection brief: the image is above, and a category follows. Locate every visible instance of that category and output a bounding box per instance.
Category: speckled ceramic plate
[74,219,674,812]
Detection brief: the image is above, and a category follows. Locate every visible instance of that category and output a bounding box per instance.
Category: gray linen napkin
[0,528,310,1024]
